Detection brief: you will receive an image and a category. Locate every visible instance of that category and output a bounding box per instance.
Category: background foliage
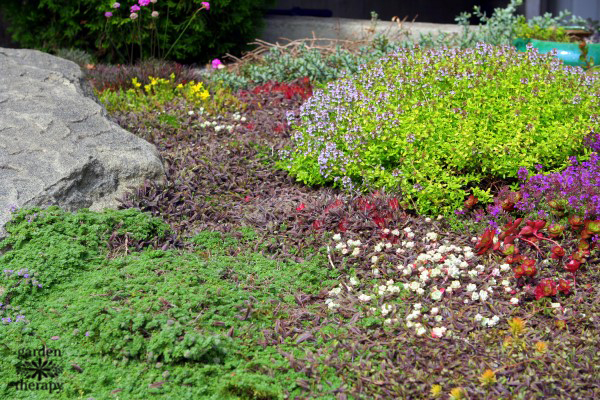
[0,0,276,64]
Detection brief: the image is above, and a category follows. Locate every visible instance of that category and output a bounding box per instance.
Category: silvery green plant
[275,43,600,217]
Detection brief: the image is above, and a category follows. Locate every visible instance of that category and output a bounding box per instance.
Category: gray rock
[0,47,167,242]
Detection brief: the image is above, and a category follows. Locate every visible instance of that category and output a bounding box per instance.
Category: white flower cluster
[333,235,362,256]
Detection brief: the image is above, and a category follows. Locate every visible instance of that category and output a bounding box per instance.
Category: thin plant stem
[164,6,206,60]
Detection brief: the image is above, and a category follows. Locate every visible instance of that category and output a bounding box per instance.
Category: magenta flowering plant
[102,1,210,63]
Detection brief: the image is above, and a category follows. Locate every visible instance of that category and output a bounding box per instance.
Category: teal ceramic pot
[513,38,600,67]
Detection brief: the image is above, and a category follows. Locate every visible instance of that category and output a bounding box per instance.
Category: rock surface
[0,47,167,241]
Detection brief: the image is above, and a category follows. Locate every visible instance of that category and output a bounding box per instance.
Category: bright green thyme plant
[275,43,600,217]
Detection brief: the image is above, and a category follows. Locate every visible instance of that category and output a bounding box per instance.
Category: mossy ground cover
[1,52,599,399]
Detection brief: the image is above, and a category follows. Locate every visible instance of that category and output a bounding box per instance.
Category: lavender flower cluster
[3,268,43,289]
[515,153,600,219]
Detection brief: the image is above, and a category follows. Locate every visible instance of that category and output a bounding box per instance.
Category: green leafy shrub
[0,0,276,64]
[204,42,399,91]
[514,18,576,42]
[275,43,600,216]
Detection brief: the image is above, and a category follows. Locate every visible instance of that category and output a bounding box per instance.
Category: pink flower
[112,2,120,8]
[105,11,113,18]
[151,11,159,18]
[130,12,138,20]
[211,58,224,69]
[138,0,151,6]
[130,5,141,12]
[201,2,210,10]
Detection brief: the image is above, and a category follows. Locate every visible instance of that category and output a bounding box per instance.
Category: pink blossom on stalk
[138,0,151,6]
[211,58,224,69]
[130,5,140,12]
[112,2,120,8]
[201,2,210,10]
[105,11,113,18]
[130,12,138,20]
[151,11,159,18]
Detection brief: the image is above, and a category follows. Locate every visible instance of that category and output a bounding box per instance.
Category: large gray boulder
[0,47,167,242]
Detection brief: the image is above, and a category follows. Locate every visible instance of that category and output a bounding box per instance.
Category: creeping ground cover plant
[276,42,600,217]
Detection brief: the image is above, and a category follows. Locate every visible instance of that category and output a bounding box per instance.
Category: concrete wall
[270,0,511,23]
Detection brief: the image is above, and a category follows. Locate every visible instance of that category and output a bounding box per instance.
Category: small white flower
[409,281,420,291]
[403,227,412,233]
[464,299,469,304]
[407,232,415,239]
[188,110,194,115]
[414,303,422,310]
[341,248,348,255]
[435,315,443,322]
[430,307,439,315]
[385,242,392,249]
[504,287,513,293]
[335,242,346,250]
[475,264,485,272]
[403,267,412,276]
[329,287,342,296]
[373,268,380,277]
[471,292,480,301]
[416,288,425,295]
[451,280,461,289]
[431,327,447,338]
[437,215,443,220]
[425,232,438,242]
[510,297,519,305]
[551,303,561,309]
[479,290,489,302]
[383,228,390,234]
[500,263,510,272]
[358,294,371,302]
[352,240,362,247]
[405,242,415,249]
[351,247,360,256]
[406,321,414,328]
[501,279,510,286]
[374,244,383,252]
[332,234,341,241]
[491,268,500,277]
[431,290,443,301]
[471,237,478,243]
[425,217,432,223]
[416,326,426,336]
[371,256,378,264]
[474,314,483,322]
[464,251,474,260]
[468,270,478,278]
[459,261,469,269]
[466,283,477,292]
[391,229,400,236]
[240,116,247,122]
[384,318,393,325]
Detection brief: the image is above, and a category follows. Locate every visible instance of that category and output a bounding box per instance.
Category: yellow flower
[508,317,526,336]
[430,384,442,397]
[176,83,184,89]
[200,90,210,100]
[479,369,497,386]
[132,77,141,88]
[534,341,548,354]
[144,84,152,94]
[449,387,465,399]
[169,72,175,81]
[150,78,158,86]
